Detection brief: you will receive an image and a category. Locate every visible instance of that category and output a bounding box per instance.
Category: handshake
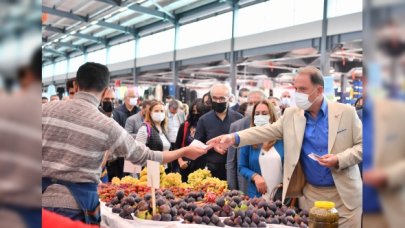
[183,134,236,160]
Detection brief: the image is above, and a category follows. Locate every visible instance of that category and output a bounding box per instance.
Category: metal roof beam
[44,25,107,45]
[74,33,107,45]
[43,6,132,33]
[97,20,135,34]
[43,48,67,58]
[54,42,84,52]
[96,0,122,6]
[128,4,176,24]
[42,6,88,22]
[44,25,65,33]
[96,0,176,24]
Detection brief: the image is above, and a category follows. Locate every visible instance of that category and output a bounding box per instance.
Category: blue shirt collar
[305,96,328,118]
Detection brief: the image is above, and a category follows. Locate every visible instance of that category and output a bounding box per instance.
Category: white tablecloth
[101,202,290,228]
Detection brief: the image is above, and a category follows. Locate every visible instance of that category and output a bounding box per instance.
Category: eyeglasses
[211,96,228,103]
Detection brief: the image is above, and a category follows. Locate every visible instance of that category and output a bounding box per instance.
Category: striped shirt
[42,92,162,208]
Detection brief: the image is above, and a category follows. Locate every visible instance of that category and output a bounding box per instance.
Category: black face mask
[211,102,227,113]
[102,101,114,113]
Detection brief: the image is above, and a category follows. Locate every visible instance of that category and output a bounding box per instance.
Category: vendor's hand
[317,154,339,168]
[363,169,388,188]
[253,175,268,194]
[207,134,235,154]
[183,146,208,160]
[178,159,189,169]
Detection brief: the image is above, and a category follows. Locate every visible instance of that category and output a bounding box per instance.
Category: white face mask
[151,112,165,122]
[294,89,319,110]
[245,104,254,117]
[129,98,138,106]
[281,97,291,106]
[254,114,270,126]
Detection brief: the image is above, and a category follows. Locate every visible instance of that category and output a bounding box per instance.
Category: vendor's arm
[135,125,148,144]
[108,122,207,166]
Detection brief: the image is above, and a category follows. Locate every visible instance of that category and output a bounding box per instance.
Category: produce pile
[99,168,309,227]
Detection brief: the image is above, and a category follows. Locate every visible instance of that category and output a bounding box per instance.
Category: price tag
[147,160,160,215]
[147,160,160,189]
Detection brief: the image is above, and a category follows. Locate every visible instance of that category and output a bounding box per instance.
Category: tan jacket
[373,99,405,228]
[237,101,362,210]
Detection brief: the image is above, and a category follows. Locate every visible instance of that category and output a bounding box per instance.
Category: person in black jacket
[113,87,140,127]
[174,99,206,182]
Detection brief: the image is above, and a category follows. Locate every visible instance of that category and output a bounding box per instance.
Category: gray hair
[124,87,136,98]
[248,88,266,99]
[210,83,232,97]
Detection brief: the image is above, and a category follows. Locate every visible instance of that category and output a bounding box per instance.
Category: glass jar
[309,201,339,228]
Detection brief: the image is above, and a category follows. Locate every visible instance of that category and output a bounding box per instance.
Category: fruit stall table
[101,202,292,228]
[99,169,309,228]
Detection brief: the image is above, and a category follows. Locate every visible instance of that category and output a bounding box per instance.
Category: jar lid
[314,201,335,209]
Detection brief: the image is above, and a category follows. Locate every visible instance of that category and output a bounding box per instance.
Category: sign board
[147,160,160,189]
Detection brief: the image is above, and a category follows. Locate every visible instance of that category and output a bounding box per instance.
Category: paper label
[190,139,209,149]
[147,160,160,189]
[308,153,322,161]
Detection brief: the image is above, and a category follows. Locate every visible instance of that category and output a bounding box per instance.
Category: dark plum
[184,212,194,222]
[229,201,237,208]
[116,190,125,200]
[112,205,122,214]
[232,196,241,205]
[216,197,225,207]
[170,208,178,217]
[156,198,166,206]
[251,213,260,224]
[202,216,211,224]
[161,213,172,221]
[244,217,251,224]
[257,208,266,218]
[193,215,202,224]
[204,207,213,217]
[188,203,197,211]
[211,214,220,225]
[217,221,225,227]
[245,209,254,218]
[234,216,242,225]
[152,214,161,221]
[194,207,205,217]
[144,193,152,201]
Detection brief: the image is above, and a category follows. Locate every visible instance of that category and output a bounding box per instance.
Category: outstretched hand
[206,134,235,154]
[183,145,209,160]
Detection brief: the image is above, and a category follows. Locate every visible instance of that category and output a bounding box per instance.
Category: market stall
[98,167,309,228]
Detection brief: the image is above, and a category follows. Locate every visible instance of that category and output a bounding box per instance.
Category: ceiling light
[54,39,60,42]
[80,26,87,30]
[61,35,68,39]
[104,14,112,19]
[69,31,77,35]
[90,20,99,25]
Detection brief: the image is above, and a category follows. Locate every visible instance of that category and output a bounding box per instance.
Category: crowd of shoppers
[42,62,363,228]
